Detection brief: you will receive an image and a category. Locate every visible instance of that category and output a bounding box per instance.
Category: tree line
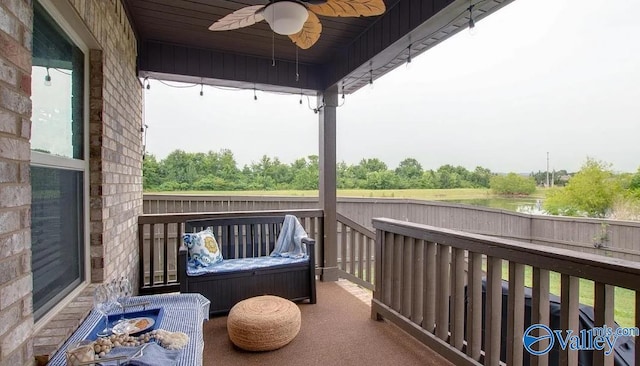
[142,150,640,219]
[143,149,543,192]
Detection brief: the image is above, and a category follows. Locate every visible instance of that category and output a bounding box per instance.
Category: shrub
[490,173,537,195]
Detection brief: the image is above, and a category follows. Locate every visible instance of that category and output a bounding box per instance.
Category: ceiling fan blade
[289,11,322,49]
[307,0,385,17]
[208,5,266,31]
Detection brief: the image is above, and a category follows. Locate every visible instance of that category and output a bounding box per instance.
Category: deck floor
[202,280,453,366]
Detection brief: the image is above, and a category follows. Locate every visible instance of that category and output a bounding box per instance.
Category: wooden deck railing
[371,217,640,366]
[337,213,376,290]
[137,209,324,294]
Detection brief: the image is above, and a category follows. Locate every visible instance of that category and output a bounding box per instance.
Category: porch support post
[318,85,339,281]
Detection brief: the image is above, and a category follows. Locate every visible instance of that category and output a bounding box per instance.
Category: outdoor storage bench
[178,215,317,315]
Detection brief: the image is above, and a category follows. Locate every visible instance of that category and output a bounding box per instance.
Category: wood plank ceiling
[123,0,515,94]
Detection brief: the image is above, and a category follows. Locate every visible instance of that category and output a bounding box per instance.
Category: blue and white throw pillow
[182,228,223,267]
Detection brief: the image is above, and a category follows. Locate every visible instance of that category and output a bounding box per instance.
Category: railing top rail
[337,213,375,240]
[530,214,640,227]
[139,209,324,225]
[373,217,640,290]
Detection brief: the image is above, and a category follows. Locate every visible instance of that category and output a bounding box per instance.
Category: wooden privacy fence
[144,194,640,263]
[371,217,640,366]
[137,209,323,294]
[143,195,319,214]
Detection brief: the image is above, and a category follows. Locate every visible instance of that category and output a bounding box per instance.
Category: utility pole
[546,152,550,188]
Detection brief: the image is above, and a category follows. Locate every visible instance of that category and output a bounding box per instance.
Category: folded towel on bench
[270,215,308,259]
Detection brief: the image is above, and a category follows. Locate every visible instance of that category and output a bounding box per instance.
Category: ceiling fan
[208,0,386,49]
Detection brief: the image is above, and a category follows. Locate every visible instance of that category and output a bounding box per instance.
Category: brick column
[0,1,35,365]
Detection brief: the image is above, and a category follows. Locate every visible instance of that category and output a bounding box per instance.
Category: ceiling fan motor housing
[263,1,309,35]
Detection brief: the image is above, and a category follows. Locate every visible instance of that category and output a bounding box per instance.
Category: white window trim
[32,0,101,330]
[31,151,86,171]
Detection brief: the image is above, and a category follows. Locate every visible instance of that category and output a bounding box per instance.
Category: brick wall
[1,0,142,364]
[0,0,34,365]
[70,0,143,285]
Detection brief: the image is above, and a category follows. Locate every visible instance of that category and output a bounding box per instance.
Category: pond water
[442,197,545,214]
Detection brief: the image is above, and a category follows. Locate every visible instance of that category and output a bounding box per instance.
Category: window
[31,1,88,320]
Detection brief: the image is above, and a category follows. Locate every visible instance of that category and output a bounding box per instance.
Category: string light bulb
[406,44,412,68]
[468,3,476,35]
[299,92,303,105]
[44,67,51,86]
[145,77,150,90]
[253,88,258,101]
[199,83,203,96]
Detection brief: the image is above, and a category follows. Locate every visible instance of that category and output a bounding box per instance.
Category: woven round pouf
[227,295,301,352]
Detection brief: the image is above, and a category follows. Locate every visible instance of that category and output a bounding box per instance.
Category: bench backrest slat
[185,216,286,260]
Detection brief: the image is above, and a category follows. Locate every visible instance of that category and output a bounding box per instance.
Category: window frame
[31,0,99,327]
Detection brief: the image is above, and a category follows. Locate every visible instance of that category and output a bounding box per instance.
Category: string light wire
[295,45,300,82]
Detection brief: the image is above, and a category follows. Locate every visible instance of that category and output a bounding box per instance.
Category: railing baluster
[436,244,450,341]
[341,223,347,271]
[349,227,356,275]
[362,236,375,285]
[383,232,394,306]
[317,216,324,272]
[450,247,465,350]
[309,216,316,243]
[532,267,550,366]
[175,222,182,282]
[466,252,482,361]
[411,239,424,325]
[560,274,579,366]
[507,261,525,366]
[392,233,403,312]
[372,228,384,321]
[423,241,437,333]
[163,223,169,285]
[149,224,155,287]
[485,256,502,366]
[594,282,615,366]
[358,233,364,278]
[401,236,413,318]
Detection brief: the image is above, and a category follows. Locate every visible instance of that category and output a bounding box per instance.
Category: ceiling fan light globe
[263,1,309,35]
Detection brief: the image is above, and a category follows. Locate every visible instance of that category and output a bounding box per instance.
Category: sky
[143,0,640,174]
